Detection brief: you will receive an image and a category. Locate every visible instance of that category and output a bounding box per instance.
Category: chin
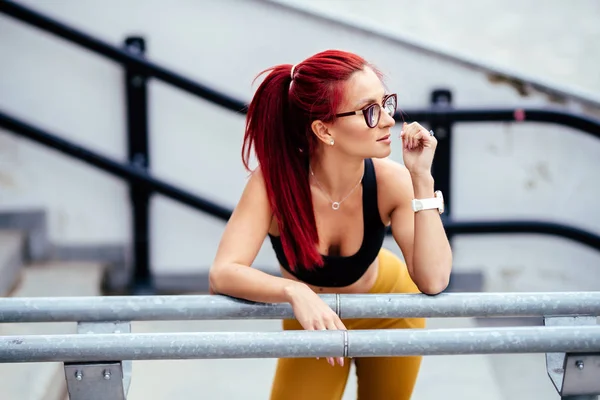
[370,146,392,159]
[350,144,392,159]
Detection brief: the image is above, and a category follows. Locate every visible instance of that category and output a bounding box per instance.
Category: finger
[417,129,434,147]
[315,322,334,366]
[409,130,417,149]
[409,121,424,132]
[407,123,420,149]
[305,323,319,359]
[332,318,347,366]
[413,130,425,147]
[320,327,334,366]
[325,319,344,367]
[400,123,407,146]
[409,125,420,149]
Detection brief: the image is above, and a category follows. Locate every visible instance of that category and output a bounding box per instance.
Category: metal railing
[0,292,599,399]
[1,291,600,321]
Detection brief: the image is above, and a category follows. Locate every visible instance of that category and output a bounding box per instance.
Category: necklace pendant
[332,202,340,210]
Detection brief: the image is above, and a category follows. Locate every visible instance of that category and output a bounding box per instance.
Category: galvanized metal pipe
[1,292,599,323]
[1,326,599,363]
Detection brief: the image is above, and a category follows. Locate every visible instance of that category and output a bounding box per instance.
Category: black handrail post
[430,89,453,234]
[124,37,153,294]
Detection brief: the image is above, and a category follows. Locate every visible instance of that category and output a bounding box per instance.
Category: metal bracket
[63,321,133,398]
[65,362,126,400]
[562,352,600,397]
[544,316,599,399]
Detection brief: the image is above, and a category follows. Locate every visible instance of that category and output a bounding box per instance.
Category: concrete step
[0,229,25,297]
[0,261,105,400]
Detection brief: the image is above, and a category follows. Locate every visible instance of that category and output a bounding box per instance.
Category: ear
[311,119,334,145]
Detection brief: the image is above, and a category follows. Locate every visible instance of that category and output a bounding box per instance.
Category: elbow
[417,273,450,296]
[208,264,225,294]
[414,253,453,296]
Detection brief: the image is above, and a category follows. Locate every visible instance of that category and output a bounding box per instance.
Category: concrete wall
[1,0,599,291]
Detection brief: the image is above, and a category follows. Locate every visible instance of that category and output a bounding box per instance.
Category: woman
[209,49,453,400]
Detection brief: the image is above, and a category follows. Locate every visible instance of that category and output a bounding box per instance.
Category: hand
[285,282,347,367]
[400,122,437,177]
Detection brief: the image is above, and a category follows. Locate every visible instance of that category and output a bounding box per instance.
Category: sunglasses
[335,93,397,128]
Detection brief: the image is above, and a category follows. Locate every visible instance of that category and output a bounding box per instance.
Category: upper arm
[211,167,272,270]
[381,160,416,276]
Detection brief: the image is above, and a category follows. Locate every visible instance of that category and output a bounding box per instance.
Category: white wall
[1,0,599,291]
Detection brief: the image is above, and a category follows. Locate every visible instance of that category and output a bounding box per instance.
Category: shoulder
[241,165,277,228]
[372,157,413,193]
[371,157,414,213]
[243,165,274,194]
[238,166,270,207]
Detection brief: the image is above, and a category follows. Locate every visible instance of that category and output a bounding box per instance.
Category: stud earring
[330,138,335,146]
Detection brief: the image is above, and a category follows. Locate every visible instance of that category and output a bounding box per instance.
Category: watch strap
[411,190,444,213]
[412,197,442,212]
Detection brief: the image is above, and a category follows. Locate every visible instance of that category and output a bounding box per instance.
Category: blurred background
[1,0,599,399]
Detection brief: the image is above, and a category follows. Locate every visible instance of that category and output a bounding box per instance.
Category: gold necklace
[309,167,363,210]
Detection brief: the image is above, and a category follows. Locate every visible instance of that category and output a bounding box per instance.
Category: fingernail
[339,358,344,366]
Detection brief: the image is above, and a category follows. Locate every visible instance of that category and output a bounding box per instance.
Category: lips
[377,134,390,141]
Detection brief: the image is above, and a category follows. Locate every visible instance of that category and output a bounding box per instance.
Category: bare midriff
[278,257,379,294]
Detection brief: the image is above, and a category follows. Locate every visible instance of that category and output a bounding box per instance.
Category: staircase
[0,211,106,400]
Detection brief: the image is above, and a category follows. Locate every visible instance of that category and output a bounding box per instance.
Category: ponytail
[242,64,322,270]
[242,50,369,271]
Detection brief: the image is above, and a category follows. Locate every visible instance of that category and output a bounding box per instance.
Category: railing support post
[430,89,453,224]
[63,321,132,399]
[124,36,153,294]
[544,316,600,399]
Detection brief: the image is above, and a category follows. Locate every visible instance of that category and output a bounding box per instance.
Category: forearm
[209,262,303,304]
[411,173,453,293]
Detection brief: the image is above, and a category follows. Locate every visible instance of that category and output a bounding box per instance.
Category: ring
[429,130,435,136]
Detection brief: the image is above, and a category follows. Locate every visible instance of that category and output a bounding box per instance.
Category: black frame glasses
[335,93,397,128]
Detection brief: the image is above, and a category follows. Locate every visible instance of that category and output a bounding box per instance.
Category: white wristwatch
[412,190,444,214]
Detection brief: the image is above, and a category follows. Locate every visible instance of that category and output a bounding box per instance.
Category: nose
[378,107,395,129]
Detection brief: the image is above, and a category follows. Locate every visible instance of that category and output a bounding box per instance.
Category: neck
[309,149,364,201]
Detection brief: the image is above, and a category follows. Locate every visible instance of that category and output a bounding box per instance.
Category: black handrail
[2,109,600,253]
[2,0,600,140]
[0,110,232,221]
[399,108,600,138]
[0,0,246,114]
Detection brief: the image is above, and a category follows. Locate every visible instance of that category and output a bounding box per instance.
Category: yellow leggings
[270,248,426,400]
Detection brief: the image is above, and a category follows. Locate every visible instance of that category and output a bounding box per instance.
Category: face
[312,66,396,159]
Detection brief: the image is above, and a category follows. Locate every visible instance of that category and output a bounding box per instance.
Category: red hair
[242,50,369,271]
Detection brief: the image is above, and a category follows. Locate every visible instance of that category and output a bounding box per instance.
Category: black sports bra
[268,158,386,287]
